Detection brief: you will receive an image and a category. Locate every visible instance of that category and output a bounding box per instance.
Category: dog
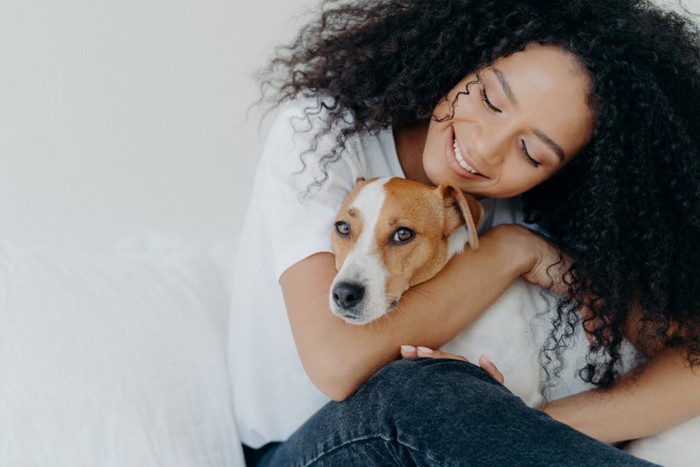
[329,176,545,406]
[329,177,481,324]
[328,177,700,465]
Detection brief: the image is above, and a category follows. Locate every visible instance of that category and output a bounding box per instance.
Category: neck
[393,124,431,185]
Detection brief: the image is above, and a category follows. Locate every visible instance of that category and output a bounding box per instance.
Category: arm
[542,288,700,442]
[280,224,543,401]
[541,347,700,443]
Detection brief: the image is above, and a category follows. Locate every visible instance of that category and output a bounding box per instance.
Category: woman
[230,0,700,464]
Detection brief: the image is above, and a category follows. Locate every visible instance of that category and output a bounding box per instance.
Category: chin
[422,162,452,186]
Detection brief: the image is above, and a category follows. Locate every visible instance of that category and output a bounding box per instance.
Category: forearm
[281,225,531,400]
[541,347,700,443]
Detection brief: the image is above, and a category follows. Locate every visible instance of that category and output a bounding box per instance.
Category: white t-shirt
[229,98,528,448]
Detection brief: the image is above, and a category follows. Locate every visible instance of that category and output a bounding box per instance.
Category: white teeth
[453,137,478,174]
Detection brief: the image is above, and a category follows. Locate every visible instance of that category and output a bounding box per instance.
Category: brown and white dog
[330,177,483,325]
[329,176,546,406]
[328,177,699,464]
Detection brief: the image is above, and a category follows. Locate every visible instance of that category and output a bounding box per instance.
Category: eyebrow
[492,67,518,107]
[492,67,566,163]
[534,129,566,162]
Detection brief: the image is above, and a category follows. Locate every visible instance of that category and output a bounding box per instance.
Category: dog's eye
[335,221,350,237]
[391,227,415,244]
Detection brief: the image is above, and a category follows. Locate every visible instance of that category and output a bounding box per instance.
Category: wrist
[480,224,538,277]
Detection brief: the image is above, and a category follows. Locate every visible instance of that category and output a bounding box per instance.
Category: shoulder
[263,96,358,162]
[268,96,355,145]
[262,96,398,192]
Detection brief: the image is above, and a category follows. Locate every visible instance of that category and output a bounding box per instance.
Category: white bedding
[1,233,697,466]
[0,235,244,467]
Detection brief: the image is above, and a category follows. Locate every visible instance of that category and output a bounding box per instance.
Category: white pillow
[0,235,244,467]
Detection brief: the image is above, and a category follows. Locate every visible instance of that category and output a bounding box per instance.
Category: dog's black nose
[332,282,365,310]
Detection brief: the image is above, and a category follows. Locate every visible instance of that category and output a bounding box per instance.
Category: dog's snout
[332,282,365,310]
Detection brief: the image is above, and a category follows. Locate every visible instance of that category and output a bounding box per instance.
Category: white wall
[0,0,315,249]
[0,0,697,249]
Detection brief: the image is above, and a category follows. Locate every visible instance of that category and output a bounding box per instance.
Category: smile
[453,136,480,174]
[449,128,487,179]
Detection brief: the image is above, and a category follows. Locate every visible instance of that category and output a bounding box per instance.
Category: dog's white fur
[330,177,700,465]
[442,278,547,406]
[331,179,391,323]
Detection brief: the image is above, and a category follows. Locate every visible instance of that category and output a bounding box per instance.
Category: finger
[478,354,505,385]
[416,346,468,362]
[580,305,612,345]
[400,344,419,359]
[580,304,594,321]
[583,321,599,344]
[580,306,598,343]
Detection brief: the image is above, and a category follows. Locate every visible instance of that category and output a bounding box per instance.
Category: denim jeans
[255,358,656,466]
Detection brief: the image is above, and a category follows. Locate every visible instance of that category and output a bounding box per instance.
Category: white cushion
[0,235,244,467]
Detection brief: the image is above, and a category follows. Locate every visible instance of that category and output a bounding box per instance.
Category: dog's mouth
[337,312,371,325]
[331,298,399,325]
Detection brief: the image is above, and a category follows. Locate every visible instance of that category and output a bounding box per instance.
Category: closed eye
[479,87,502,114]
[519,140,541,168]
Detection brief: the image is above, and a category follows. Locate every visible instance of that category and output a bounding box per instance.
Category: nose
[332,282,365,310]
[469,122,512,165]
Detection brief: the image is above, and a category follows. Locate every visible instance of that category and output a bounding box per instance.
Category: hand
[499,227,608,347]
[519,233,572,296]
[400,345,505,384]
[489,224,571,295]
[580,303,610,344]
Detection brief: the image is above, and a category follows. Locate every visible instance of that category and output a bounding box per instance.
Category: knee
[372,357,499,390]
[326,358,521,446]
[351,358,509,415]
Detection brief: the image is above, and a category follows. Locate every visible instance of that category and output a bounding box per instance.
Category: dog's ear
[437,184,484,250]
[347,178,369,195]
[352,177,371,191]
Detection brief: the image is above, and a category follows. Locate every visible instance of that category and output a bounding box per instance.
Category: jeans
[255,358,656,466]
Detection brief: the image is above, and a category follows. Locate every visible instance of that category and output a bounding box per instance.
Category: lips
[446,126,488,180]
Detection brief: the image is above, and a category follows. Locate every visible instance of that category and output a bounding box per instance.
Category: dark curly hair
[260,0,700,386]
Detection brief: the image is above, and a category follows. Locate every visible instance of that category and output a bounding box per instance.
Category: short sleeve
[252,99,366,279]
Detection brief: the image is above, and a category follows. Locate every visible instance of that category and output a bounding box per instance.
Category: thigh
[261,358,656,467]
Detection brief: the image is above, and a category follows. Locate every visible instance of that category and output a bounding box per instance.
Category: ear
[437,184,484,251]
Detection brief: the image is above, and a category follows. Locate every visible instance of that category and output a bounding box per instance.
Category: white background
[0,0,697,249]
[0,0,315,249]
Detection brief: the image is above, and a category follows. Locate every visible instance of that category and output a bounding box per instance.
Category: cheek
[383,241,448,292]
[331,237,351,270]
[421,126,447,180]
[498,167,553,197]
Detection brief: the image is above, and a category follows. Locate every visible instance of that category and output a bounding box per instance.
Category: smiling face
[421,43,596,198]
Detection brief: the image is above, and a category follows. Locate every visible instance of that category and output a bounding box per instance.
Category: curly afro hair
[261,0,700,386]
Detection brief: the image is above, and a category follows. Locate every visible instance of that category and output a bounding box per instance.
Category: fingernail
[401,345,416,352]
[417,346,433,354]
[479,354,491,366]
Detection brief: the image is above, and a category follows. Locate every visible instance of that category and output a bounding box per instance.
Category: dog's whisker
[376,309,398,328]
[406,286,431,300]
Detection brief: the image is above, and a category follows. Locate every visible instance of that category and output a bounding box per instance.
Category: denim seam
[304,434,385,466]
[396,439,446,467]
[304,433,444,467]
